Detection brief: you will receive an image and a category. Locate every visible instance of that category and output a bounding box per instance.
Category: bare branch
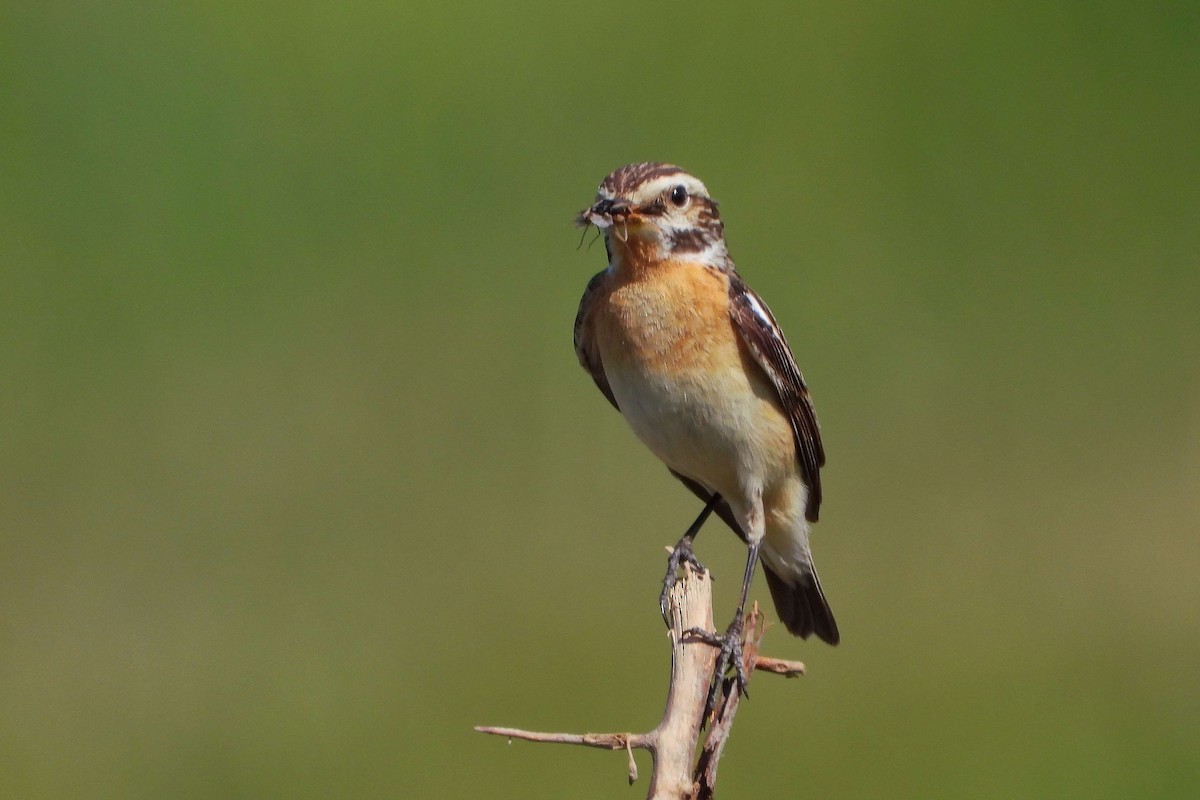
[476,561,810,798]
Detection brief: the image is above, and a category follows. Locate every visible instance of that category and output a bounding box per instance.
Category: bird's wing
[727,273,826,522]
[574,269,619,411]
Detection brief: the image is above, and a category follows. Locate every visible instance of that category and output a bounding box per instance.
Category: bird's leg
[722,539,761,695]
[659,492,721,620]
[687,539,761,710]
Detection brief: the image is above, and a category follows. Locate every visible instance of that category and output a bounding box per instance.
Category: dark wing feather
[727,273,826,521]
[574,269,619,411]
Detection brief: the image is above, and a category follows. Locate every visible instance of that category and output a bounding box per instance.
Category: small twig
[469,727,644,784]
[626,736,638,784]
[471,727,650,751]
[753,656,806,676]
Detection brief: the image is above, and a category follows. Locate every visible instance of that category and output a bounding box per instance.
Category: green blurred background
[2,2,1197,797]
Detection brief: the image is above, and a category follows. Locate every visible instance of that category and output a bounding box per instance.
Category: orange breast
[595,261,740,378]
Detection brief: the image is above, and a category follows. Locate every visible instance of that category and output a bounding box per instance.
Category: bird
[573,162,839,691]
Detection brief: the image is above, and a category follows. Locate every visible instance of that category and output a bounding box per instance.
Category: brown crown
[597,162,686,199]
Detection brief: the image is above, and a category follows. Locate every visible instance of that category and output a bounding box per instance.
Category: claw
[710,614,750,708]
[684,611,750,718]
[659,535,708,620]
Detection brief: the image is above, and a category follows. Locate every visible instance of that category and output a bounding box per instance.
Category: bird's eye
[669,185,689,207]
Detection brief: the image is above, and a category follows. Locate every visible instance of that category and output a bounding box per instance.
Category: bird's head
[577,162,730,268]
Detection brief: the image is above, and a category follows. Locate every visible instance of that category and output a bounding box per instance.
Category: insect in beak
[576,198,632,231]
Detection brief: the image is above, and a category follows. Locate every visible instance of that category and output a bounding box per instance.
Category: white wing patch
[744,291,774,330]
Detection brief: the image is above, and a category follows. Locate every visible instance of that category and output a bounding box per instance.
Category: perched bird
[573,162,839,687]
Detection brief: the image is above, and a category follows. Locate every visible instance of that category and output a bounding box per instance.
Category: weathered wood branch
[475,562,807,798]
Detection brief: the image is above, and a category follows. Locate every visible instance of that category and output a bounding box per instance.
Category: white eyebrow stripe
[628,175,709,204]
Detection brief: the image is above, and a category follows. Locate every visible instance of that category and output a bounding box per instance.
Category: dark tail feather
[763,562,840,645]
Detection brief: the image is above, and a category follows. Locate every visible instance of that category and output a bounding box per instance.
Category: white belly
[605,361,787,502]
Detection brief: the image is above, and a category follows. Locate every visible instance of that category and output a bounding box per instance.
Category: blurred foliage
[1,2,1197,798]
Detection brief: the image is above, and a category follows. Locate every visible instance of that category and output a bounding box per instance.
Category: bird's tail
[762,559,840,645]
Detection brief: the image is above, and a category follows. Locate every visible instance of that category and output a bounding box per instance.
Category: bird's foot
[659,535,708,620]
[685,612,750,716]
